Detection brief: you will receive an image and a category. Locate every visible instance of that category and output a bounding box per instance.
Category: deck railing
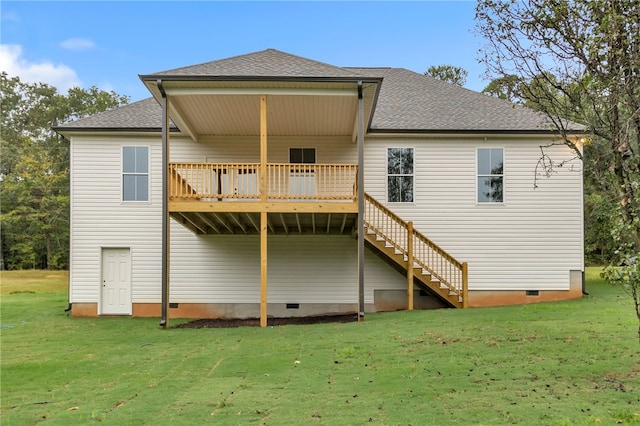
[169,162,357,201]
[364,193,468,306]
[266,163,357,200]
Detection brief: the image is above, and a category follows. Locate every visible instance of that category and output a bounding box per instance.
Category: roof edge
[367,128,587,136]
[53,126,179,134]
[139,75,383,84]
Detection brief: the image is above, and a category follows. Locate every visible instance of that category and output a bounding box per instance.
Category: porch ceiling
[170,94,358,137]
[143,80,378,139]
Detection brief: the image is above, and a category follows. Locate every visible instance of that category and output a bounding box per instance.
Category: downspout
[158,80,169,328]
[64,133,72,314]
[357,81,365,319]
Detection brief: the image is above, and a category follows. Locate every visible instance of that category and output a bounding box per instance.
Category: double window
[289,148,316,165]
[477,148,503,203]
[122,146,149,202]
[387,148,414,203]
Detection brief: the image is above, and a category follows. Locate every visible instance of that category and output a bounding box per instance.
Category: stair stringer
[363,193,467,309]
[363,233,463,308]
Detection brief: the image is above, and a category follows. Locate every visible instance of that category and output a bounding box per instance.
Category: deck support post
[462,262,469,308]
[260,95,268,327]
[357,81,365,320]
[158,80,170,329]
[260,211,268,326]
[407,221,414,310]
[260,95,267,203]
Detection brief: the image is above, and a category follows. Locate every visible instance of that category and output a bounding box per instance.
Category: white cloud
[59,38,95,51]
[0,44,81,92]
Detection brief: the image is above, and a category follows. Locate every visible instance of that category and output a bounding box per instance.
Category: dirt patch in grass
[176,313,359,328]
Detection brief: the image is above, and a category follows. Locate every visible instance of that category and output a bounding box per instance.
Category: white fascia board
[164,87,358,97]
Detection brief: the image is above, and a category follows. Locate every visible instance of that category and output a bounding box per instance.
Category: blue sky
[1,1,487,102]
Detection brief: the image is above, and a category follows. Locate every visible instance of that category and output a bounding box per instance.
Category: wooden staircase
[363,193,468,308]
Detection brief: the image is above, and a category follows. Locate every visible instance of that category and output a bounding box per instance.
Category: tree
[425,65,468,86]
[476,0,640,340]
[0,73,129,269]
[481,74,522,102]
[482,73,620,265]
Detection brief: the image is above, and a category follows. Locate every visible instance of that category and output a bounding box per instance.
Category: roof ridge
[343,66,393,70]
[147,48,361,78]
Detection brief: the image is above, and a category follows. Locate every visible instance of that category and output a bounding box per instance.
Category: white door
[101,248,132,315]
[289,148,316,199]
[206,157,258,201]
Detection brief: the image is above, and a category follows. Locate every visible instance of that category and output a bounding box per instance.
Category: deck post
[407,221,414,310]
[260,95,267,203]
[462,262,469,308]
[357,81,365,320]
[158,80,170,329]
[260,95,268,327]
[260,211,268,327]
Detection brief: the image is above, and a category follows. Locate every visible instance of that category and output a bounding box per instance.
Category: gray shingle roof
[56,49,582,133]
[351,67,562,132]
[55,98,169,130]
[148,49,365,79]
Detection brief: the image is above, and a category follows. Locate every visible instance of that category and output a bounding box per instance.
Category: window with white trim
[387,147,414,203]
[477,148,503,203]
[122,146,149,202]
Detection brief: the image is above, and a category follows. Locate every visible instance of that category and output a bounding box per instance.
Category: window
[387,148,414,203]
[122,146,149,202]
[477,148,503,203]
[289,148,315,164]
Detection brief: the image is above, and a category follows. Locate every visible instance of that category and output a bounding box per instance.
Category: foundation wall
[374,290,447,311]
[468,270,583,307]
[71,271,584,317]
[75,302,364,319]
[73,287,450,318]
[70,303,98,317]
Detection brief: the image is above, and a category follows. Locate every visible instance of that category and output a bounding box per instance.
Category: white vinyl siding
[170,228,405,305]
[69,136,162,304]
[166,136,401,305]
[171,135,356,164]
[70,135,403,306]
[365,136,583,291]
[70,132,582,307]
[171,233,356,303]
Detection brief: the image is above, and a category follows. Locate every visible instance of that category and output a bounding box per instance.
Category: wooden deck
[167,162,467,309]
[169,162,358,235]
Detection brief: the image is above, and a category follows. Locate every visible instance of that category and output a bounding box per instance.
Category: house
[55,49,584,327]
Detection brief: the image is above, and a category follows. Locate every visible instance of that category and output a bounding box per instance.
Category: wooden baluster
[407,221,414,310]
[197,163,201,198]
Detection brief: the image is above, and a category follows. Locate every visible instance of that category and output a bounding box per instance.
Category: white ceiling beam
[168,99,199,142]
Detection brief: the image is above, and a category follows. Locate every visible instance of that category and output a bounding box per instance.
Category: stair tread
[363,214,465,308]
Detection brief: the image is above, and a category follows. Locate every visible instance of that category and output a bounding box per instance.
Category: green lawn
[1,268,638,425]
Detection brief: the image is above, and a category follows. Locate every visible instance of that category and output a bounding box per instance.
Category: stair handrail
[169,166,200,199]
[364,193,467,304]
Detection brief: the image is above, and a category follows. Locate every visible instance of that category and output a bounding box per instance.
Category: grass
[1,268,639,425]
[0,270,68,296]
